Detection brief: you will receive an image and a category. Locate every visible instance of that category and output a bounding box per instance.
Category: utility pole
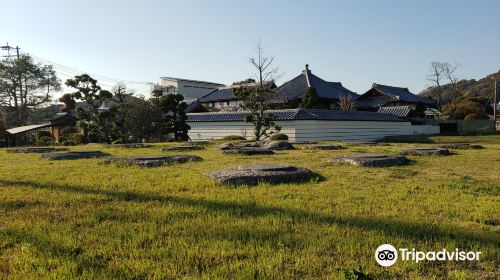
[494,78,497,122]
[1,43,20,59]
[1,43,23,122]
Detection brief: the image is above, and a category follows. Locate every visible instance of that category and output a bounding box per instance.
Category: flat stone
[41,150,110,160]
[218,142,235,150]
[218,141,262,150]
[303,144,344,150]
[183,140,210,145]
[400,147,450,156]
[208,164,314,185]
[103,155,202,167]
[238,163,296,171]
[329,154,408,167]
[7,147,68,153]
[438,143,484,150]
[263,140,294,150]
[161,145,204,151]
[110,143,152,148]
[223,147,274,155]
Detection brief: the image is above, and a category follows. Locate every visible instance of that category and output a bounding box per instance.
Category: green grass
[0,135,499,279]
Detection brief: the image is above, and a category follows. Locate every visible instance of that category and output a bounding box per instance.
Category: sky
[1,0,499,99]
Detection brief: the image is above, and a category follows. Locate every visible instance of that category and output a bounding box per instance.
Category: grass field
[0,135,499,279]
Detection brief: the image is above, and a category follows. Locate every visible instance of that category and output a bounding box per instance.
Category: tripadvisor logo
[375,244,481,267]
[375,244,398,267]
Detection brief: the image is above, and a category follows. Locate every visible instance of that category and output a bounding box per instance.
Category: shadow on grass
[379,135,435,144]
[0,200,44,210]
[0,228,132,278]
[0,179,498,248]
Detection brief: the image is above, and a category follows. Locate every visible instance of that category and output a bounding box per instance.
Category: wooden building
[356,83,436,112]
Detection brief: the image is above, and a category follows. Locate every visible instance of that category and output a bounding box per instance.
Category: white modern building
[150,77,225,101]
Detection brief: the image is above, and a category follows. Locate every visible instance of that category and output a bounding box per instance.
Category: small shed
[4,112,79,146]
[5,123,52,146]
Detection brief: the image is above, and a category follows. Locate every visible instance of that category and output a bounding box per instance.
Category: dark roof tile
[372,83,435,104]
[377,106,412,118]
[198,87,239,102]
[274,70,357,102]
[187,108,404,122]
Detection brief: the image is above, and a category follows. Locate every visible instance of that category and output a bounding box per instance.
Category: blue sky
[1,0,499,97]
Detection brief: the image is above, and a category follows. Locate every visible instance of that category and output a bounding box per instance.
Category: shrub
[36,130,52,140]
[61,140,76,146]
[270,133,288,140]
[221,135,246,141]
[72,133,84,144]
[37,136,54,146]
[464,113,480,120]
[58,136,68,143]
[112,139,123,144]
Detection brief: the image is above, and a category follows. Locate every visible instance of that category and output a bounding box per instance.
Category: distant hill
[419,70,500,108]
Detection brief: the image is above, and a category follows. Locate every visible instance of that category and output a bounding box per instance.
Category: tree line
[0,54,191,143]
[61,74,191,143]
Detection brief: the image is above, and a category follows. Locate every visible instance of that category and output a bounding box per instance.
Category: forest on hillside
[419,69,499,119]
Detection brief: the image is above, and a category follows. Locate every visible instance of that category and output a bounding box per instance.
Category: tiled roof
[187,108,404,122]
[274,70,357,102]
[424,108,443,117]
[198,87,240,102]
[373,84,435,104]
[185,100,201,113]
[355,96,389,108]
[356,83,435,109]
[377,106,412,118]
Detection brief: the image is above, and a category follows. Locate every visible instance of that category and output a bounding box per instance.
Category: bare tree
[338,94,356,111]
[427,62,444,110]
[234,40,281,140]
[112,82,135,103]
[439,62,461,118]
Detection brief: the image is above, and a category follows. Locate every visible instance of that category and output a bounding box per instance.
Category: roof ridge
[304,70,311,87]
[296,108,319,119]
[373,83,409,91]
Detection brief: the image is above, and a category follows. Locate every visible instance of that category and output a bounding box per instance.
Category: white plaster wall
[409,125,440,135]
[187,120,415,141]
[187,121,295,141]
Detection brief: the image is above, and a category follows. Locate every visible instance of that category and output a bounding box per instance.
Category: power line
[29,55,125,83]
[18,51,152,86]
[2,45,153,96]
